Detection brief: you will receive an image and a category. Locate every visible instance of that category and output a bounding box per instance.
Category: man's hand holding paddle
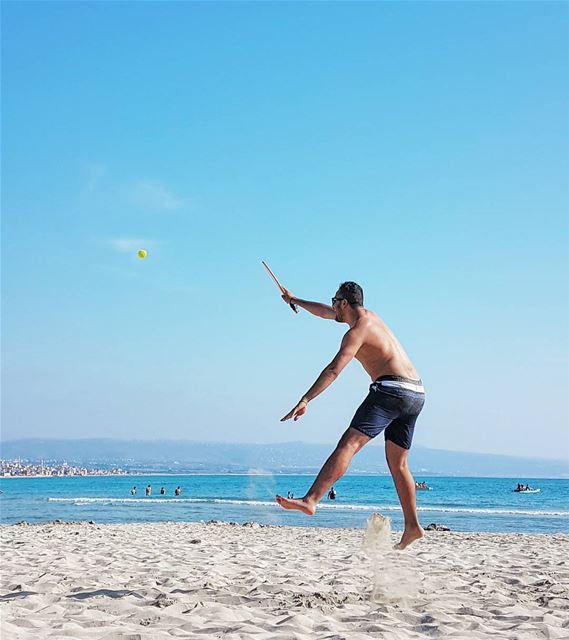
[280,287,295,307]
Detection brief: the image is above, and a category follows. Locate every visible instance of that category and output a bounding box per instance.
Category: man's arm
[281,288,335,320]
[281,328,364,421]
[301,328,364,402]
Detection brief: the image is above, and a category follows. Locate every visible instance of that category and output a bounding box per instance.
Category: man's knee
[385,440,409,470]
[338,428,370,454]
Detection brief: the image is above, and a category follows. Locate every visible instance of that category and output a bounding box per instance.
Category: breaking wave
[46,497,569,517]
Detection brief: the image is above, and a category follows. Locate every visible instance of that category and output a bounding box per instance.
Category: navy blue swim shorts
[349,375,425,449]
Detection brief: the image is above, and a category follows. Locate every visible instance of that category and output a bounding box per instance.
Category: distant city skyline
[2,2,568,461]
[2,438,567,479]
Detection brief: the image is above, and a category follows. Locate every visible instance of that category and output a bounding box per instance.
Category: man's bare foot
[394,526,424,550]
[275,495,316,516]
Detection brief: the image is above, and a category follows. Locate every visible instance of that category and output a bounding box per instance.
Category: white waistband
[378,380,425,393]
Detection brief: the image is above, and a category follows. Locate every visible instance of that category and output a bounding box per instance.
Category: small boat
[513,487,541,493]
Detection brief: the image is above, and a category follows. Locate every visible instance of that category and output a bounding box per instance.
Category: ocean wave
[46,497,569,517]
[48,497,208,504]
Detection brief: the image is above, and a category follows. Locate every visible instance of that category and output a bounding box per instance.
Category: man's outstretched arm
[281,328,364,421]
[281,288,335,320]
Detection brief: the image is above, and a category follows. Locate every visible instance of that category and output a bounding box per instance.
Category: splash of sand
[245,471,279,524]
[362,513,421,602]
[363,512,393,556]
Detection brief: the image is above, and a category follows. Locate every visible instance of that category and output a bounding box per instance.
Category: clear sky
[2,2,568,460]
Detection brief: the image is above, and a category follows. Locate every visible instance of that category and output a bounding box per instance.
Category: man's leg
[276,427,370,515]
[385,439,424,549]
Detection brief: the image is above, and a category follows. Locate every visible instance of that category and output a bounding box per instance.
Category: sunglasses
[331,297,346,305]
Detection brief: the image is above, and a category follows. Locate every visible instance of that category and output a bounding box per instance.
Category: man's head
[332,281,364,322]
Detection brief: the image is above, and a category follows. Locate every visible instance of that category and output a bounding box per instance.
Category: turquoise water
[0,475,567,533]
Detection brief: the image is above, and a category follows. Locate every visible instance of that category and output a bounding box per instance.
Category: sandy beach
[1,520,568,639]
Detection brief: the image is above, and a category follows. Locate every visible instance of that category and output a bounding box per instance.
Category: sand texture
[1,520,568,639]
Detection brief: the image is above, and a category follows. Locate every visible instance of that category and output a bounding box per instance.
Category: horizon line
[1,436,567,465]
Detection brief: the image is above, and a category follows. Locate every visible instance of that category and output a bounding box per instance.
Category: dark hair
[338,281,364,306]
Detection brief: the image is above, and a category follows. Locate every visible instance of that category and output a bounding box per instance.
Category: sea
[0,475,567,533]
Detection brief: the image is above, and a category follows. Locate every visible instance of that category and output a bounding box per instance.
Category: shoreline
[2,518,569,536]
[1,521,568,639]
[2,471,568,479]
[3,516,569,535]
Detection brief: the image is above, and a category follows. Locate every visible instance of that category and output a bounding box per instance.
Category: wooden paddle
[261,261,298,313]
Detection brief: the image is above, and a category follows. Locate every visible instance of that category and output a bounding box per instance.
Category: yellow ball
[137,249,148,259]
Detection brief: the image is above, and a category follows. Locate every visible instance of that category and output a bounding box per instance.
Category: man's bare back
[348,310,420,382]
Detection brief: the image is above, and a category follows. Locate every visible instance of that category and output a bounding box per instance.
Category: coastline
[2,471,568,479]
[1,520,568,639]
[2,472,568,478]
[2,475,567,533]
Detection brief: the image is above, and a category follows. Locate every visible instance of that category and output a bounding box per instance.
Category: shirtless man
[276,281,425,550]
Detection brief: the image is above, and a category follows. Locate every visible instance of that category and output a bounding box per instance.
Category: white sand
[1,520,568,639]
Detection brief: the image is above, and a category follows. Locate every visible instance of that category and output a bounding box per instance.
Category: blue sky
[2,2,568,460]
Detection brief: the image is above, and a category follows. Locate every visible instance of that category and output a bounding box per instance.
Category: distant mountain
[1,438,567,478]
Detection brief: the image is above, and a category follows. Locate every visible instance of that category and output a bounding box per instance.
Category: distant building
[0,459,128,477]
